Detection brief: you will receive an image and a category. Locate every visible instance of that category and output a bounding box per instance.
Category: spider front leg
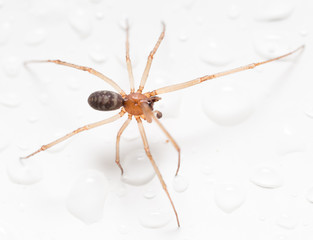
[21,112,125,159]
[115,115,132,175]
[137,22,165,93]
[136,117,180,227]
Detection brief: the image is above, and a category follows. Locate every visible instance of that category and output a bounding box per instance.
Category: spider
[21,22,304,227]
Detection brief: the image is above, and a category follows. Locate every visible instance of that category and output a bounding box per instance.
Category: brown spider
[21,22,304,227]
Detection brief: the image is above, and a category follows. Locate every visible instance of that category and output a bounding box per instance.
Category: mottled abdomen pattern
[88,90,123,111]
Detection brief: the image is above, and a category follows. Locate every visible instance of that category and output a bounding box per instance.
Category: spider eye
[88,90,123,111]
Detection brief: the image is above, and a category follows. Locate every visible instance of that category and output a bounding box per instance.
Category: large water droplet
[255,0,295,21]
[66,170,109,224]
[306,187,313,203]
[0,92,21,108]
[173,175,188,193]
[7,157,43,185]
[2,56,22,77]
[25,28,46,46]
[121,149,155,186]
[250,167,283,188]
[214,184,245,213]
[202,85,254,126]
[200,39,233,66]
[139,208,171,228]
[276,213,298,229]
[68,9,92,38]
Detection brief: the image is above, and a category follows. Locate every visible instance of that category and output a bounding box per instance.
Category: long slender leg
[150,112,181,176]
[147,45,305,97]
[125,21,135,93]
[136,117,180,227]
[137,22,165,93]
[25,60,126,96]
[115,115,132,175]
[21,111,125,159]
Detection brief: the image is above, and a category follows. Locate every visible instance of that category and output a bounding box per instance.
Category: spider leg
[24,59,126,96]
[147,45,305,96]
[137,22,165,93]
[136,116,180,227]
[124,20,135,93]
[115,114,132,175]
[140,102,181,176]
[20,111,125,159]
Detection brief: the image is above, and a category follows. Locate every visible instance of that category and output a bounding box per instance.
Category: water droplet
[88,45,108,63]
[144,188,157,199]
[181,0,197,9]
[250,167,283,188]
[0,92,21,108]
[27,112,40,124]
[117,224,129,234]
[66,77,80,91]
[200,39,233,66]
[299,28,308,37]
[254,34,293,59]
[139,208,171,228]
[202,165,214,175]
[255,0,295,21]
[178,29,188,42]
[38,93,50,106]
[276,213,298,229]
[202,85,254,126]
[95,11,105,20]
[89,0,102,3]
[66,170,109,224]
[0,224,14,240]
[7,157,43,185]
[0,138,9,152]
[121,149,155,186]
[276,124,306,155]
[25,28,46,46]
[173,175,188,193]
[214,184,245,213]
[2,56,22,77]
[68,9,92,38]
[0,22,11,45]
[227,5,240,19]
[303,101,313,119]
[306,187,313,203]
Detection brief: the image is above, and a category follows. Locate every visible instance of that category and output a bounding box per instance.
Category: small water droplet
[0,224,14,240]
[0,138,9,152]
[303,101,313,119]
[276,124,306,155]
[202,165,214,175]
[181,0,196,9]
[202,85,254,126]
[255,0,295,21]
[95,11,105,20]
[121,149,155,186]
[144,188,157,199]
[254,34,294,59]
[7,157,43,185]
[173,175,188,193]
[200,39,233,66]
[139,208,171,228]
[88,45,108,63]
[68,9,92,38]
[306,187,313,203]
[117,224,129,234]
[178,29,188,42]
[214,184,245,213]
[89,0,102,3]
[299,28,308,37]
[27,112,40,124]
[66,77,80,91]
[25,28,46,46]
[250,167,283,188]
[66,170,109,224]
[0,92,21,108]
[227,5,240,19]
[2,56,22,77]
[276,213,298,229]
[38,93,50,106]
[0,22,11,45]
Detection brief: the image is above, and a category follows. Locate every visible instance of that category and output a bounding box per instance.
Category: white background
[0,0,312,239]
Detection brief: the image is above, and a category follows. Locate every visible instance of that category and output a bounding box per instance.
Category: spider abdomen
[88,90,123,111]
